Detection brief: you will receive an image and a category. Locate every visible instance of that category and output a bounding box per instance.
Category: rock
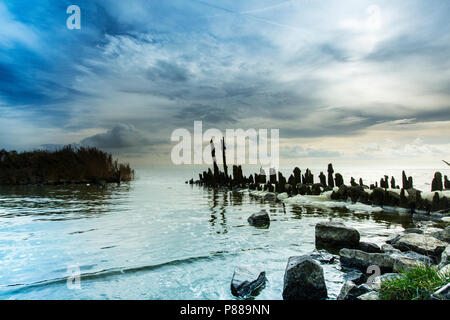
[311,183,323,195]
[358,242,382,253]
[401,251,434,264]
[386,234,401,245]
[315,222,360,249]
[343,271,366,285]
[348,185,364,203]
[392,233,447,261]
[357,291,380,300]
[230,266,267,298]
[337,281,371,300]
[339,248,395,273]
[439,246,450,268]
[369,188,385,206]
[381,244,401,254]
[309,249,336,264]
[393,256,423,272]
[331,184,348,201]
[371,273,400,291]
[263,192,276,201]
[431,283,450,300]
[248,210,270,227]
[282,256,328,300]
[432,226,450,243]
[404,228,424,234]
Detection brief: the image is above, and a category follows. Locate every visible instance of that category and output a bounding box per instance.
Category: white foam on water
[277,193,289,200]
[422,190,450,202]
[282,192,383,213]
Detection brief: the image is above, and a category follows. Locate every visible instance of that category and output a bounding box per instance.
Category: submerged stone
[231,266,267,298]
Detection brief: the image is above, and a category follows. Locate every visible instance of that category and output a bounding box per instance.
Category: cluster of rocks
[315,222,450,300]
[231,215,450,300]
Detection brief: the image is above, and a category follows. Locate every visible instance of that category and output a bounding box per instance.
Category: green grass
[379,264,450,300]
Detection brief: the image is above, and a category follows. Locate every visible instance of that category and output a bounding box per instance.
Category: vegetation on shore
[0,145,134,185]
[379,265,450,300]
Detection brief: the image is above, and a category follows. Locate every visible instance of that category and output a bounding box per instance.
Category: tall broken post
[210,139,219,181]
[327,163,334,188]
[221,137,228,181]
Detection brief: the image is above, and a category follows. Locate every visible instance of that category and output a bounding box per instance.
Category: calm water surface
[0,166,447,299]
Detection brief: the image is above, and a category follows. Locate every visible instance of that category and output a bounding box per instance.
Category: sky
[0,0,449,168]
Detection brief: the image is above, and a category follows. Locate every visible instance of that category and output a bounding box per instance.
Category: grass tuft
[379,264,450,300]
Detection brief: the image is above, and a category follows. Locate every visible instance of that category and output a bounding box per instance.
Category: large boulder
[339,248,396,273]
[315,222,360,249]
[282,256,328,300]
[248,210,270,227]
[392,233,447,261]
[230,266,267,298]
[337,281,371,300]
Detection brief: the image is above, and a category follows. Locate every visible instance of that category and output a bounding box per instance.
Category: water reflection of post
[219,191,228,233]
[209,188,218,227]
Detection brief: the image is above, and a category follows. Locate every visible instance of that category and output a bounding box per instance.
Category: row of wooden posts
[188,139,450,194]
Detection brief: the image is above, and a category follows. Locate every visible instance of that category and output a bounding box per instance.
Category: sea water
[0,166,448,300]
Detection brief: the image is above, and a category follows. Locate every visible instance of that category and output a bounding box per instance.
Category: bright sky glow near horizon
[0,0,449,168]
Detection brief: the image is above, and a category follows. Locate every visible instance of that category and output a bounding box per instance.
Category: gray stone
[339,248,396,273]
[282,256,328,300]
[231,266,267,298]
[263,192,276,201]
[392,256,424,272]
[392,233,447,260]
[337,281,371,300]
[248,210,270,227]
[343,271,366,285]
[357,291,380,300]
[309,249,336,264]
[386,234,401,245]
[381,244,402,254]
[432,226,450,243]
[315,222,360,249]
[404,228,424,235]
[358,242,382,253]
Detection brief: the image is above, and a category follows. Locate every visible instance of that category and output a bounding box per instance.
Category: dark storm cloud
[80,124,152,149]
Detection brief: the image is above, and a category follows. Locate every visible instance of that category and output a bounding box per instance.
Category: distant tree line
[0,145,134,185]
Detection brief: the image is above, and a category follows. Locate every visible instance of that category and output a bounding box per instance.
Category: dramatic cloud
[0,0,449,165]
[80,124,152,149]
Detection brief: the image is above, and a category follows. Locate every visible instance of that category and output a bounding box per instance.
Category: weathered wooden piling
[431,172,443,192]
[327,164,334,188]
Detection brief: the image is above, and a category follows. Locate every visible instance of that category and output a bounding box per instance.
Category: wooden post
[210,139,219,179]
[222,137,228,180]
